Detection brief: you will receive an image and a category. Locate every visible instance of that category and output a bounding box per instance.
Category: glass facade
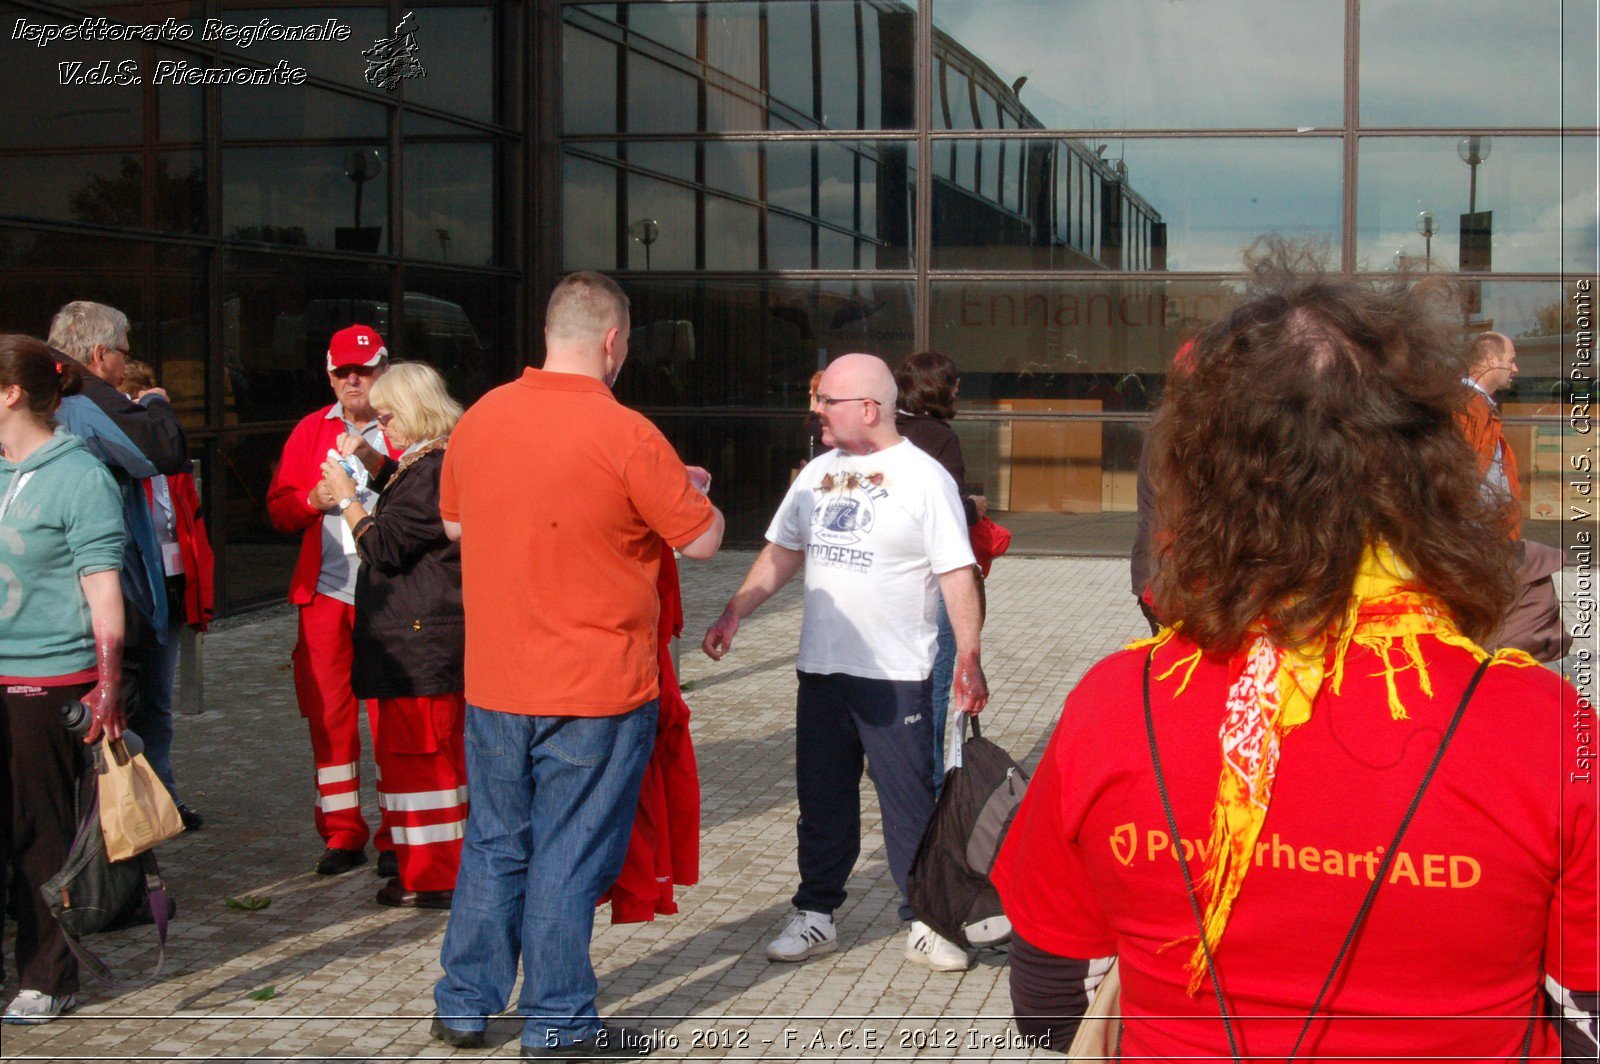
[1,0,1595,608]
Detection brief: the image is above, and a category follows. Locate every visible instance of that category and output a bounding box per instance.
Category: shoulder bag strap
[1144,648,1496,1063]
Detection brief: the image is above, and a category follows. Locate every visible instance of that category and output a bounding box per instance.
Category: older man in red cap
[267,325,403,875]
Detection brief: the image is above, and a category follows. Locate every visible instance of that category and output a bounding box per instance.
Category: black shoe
[176,803,204,831]
[376,878,452,910]
[430,1016,485,1049]
[522,1024,657,1060]
[376,850,398,878]
[314,847,367,876]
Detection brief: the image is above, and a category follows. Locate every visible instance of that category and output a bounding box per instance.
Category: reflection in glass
[401,269,507,406]
[0,151,205,234]
[1358,137,1598,273]
[222,83,386,143]
[404,122,495,265]
[931,0,1342,131]
[1361,0,1594,128]
[220,430,304,606]
[562,141,914,272]
[930,278,1247,403]
[221,251,391,423]
[213,6,390,93]
[402,4,498,123]
[563,2,915,133]
[612,278,914,409]
[0,230,208,427]
[223,146,389,252]
[931,137,1340,272]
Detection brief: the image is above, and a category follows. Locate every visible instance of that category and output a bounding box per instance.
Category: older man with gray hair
[48,300,199,827]
[703,352,989,973]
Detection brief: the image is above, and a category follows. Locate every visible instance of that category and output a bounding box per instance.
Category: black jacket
[350,444,464,699]
[896,413,979,526]
[78,373,189,476]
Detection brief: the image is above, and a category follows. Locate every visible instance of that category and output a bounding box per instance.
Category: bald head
[817,353,900,454]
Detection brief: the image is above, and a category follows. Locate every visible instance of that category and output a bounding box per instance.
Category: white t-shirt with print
[767,438,976,681]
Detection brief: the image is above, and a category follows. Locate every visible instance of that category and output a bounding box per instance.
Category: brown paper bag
[98,736,184,861]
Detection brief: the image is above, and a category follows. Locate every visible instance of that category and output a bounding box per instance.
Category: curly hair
[1149,241,1517,652]
[894,350,958,420]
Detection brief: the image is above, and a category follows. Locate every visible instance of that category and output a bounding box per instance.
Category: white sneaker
[4,990,77,1025]
[766,910,838,963]
[906,920,972,972]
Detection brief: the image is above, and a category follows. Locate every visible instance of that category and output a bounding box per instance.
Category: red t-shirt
[439,369,714,716]
[993,636,1596,1061]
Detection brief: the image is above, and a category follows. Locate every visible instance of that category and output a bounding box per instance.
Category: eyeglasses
[816,394,879,408]
[376,412,394,427]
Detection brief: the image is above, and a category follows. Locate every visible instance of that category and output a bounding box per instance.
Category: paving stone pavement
[1,554,1147,1063]
[6,551,1589,1062]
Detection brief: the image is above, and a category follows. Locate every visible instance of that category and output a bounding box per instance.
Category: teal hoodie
[0,429,123,678]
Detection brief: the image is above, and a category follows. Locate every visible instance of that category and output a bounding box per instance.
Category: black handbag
[41,765,173,987]
[907,716,1029,949]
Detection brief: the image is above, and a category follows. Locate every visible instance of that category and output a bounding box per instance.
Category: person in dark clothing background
[893,350,985,786]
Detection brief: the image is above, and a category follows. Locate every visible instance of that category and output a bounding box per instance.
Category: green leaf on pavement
[246,986,277,1001]
[225,894,272,911]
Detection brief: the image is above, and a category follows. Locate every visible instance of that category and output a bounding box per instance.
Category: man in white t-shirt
[702,353,989,973]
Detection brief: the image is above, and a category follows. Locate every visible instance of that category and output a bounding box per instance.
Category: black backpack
[907,716,1029,949]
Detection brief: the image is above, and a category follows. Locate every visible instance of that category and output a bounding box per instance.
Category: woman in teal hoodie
[0,335,126,1025]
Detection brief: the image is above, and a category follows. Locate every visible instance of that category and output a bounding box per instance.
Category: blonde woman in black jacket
[319,362,465,910]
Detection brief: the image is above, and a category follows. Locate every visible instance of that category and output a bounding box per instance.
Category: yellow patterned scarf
[1130,542,1535,994]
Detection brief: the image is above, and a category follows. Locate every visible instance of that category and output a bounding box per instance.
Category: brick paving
[2,554,1148,1063]
[5,552,1588,1062]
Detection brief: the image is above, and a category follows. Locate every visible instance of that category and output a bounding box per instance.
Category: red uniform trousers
[291,593,391,854]
[373,692,467,892]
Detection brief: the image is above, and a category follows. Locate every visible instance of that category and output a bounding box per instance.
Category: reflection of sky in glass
[1361,0,1595,127]
[1357,137,1599,272]
[1109,138,1342,270]
[931,0,1342,130]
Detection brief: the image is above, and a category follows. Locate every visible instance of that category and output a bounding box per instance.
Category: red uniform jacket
[1459,389,1521,538]
[602,549,702,922]
[144,472,215,631]
[265,406,401,604]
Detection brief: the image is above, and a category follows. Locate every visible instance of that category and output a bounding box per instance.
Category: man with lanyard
[702,353,989,973]
[266,325,400,876]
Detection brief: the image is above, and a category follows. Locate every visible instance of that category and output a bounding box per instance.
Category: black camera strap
[1141,648,1532,1062]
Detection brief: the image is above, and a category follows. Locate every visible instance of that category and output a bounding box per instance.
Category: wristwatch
[337,496,355,512]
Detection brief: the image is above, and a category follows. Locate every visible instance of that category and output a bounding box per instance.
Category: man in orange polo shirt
[431,272,724,1060]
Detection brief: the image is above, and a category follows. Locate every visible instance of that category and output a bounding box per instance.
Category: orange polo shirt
[439,368,715,716]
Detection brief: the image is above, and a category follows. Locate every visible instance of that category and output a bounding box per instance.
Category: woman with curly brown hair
[992,251,1596,1059]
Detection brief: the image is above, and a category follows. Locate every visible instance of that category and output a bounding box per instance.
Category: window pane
[404,120,495,265]
[401,269,508,406]
[223,83,387,142]
[0,15,143,148]
[224,145,390,252]
[611,278,915,409]
[930,278,1245,398]
[931,136,1341,271]
[562,140,915,272]
[1361,0,1595,127]
[220,431,303,608]
[0,151,204,234]
[401,4,496,123]
[1357,136,1598,273]
[220,251,391,423]
[563,1,914,133]
[931,0,1342,130]
[213,5,390,93]
[0,229,208,428]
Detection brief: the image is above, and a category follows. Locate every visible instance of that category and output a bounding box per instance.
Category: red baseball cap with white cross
[326,325,388,372]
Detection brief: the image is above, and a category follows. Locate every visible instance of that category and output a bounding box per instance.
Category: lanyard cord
[1142,648,1503,1062]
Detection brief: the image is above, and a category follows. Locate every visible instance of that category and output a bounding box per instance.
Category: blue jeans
[129,578,183,801]
[930,592,956,795]
[434,700,658,1050]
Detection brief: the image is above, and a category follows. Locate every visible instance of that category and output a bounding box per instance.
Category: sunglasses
[376,412,394,427]
[816,394,879,408]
